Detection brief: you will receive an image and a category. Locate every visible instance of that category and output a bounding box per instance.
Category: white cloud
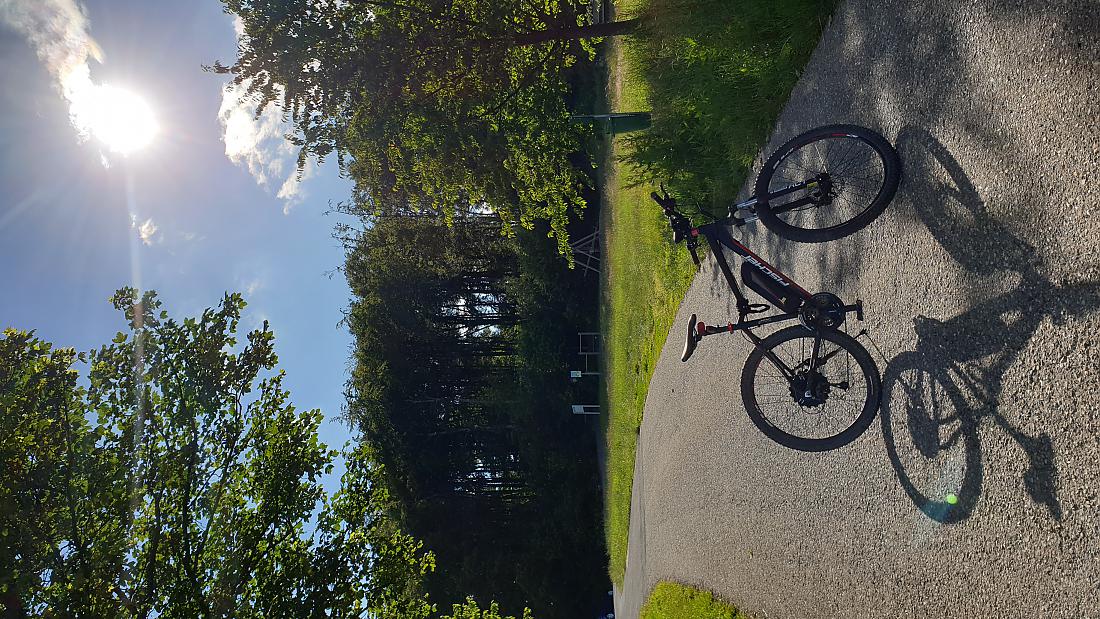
[0,0,100,139]
[276,157,316,214]
[139,219,158,244]
[129,214,159,245]
[244,277,264,296]
[0,0,156,165]
[217,17,311,213]
[218,80,288,187]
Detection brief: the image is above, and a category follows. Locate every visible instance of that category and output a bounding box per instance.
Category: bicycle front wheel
[754,124,901,243]
[740,326,881,451]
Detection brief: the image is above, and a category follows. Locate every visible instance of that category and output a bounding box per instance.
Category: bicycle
[646,124,897,450]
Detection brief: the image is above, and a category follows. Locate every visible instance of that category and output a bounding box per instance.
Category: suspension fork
[726,176,825,222]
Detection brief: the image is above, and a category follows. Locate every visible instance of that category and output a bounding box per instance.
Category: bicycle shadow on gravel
[878,126,1100,524]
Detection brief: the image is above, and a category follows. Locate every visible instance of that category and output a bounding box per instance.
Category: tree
[341,214,611,617]
[0,290,437,618]
[215,0,641,253]
[0,330,116,617]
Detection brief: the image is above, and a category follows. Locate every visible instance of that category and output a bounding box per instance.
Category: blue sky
[0,0,355,488]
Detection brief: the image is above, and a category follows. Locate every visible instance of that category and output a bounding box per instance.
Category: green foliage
[218,0,603,254]
[0,291,436,617]
[342,214,609,618]
[640,582,743,619]
[442,597,534,619]
[622,0,836,213]
[0,330,95,613]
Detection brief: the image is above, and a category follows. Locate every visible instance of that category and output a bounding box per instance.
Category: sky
[0,0,355,490]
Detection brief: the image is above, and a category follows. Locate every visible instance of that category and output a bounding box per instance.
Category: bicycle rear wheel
[754,124,901,243]
[740,325,881,451]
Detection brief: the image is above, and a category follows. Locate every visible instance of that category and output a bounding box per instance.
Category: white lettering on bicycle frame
[745,255,790,287]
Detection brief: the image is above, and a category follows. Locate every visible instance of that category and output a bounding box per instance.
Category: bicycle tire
[754,124,901,243]
[740,325,881,451]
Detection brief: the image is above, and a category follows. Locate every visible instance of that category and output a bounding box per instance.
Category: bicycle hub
[790,370,830,407]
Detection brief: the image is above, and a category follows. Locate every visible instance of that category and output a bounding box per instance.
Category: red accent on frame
[697,321,706,335]
[691,228,700,237]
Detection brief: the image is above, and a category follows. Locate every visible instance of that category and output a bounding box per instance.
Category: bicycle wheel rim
[765,133,889,234]
[741,327,880,451]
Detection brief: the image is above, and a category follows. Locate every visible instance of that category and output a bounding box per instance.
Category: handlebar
[650,188,700,267]
[650,190,675,212]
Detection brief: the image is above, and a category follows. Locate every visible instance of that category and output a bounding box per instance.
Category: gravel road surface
[615,0,1100,617]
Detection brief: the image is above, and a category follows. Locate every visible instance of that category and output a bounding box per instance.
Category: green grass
[640,582,745,619]
[625,0,838,212]
[599,0,697,587]
[599,0,837,586]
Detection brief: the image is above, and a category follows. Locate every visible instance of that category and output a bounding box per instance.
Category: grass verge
[600,0,837,585]
[640,582,745,619]
[599,0,697,587]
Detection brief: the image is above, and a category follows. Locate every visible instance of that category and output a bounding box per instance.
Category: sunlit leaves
[0,291,438,617]
[218,0,596,255]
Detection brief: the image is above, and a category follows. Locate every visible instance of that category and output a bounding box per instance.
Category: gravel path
[615,0,1100,617]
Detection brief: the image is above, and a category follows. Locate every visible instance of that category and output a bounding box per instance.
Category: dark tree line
[343,211,607,618]
[213,0,619,614]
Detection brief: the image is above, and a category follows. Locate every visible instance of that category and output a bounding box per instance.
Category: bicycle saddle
[681,313,699,362]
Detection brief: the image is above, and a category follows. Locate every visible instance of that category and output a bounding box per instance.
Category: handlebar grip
[688,244,700,267]
[650,191,675,211]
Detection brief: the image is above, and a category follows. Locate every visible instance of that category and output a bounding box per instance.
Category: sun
[76,85,158,155]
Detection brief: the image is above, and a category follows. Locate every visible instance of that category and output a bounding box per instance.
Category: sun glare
[72,84,158,155]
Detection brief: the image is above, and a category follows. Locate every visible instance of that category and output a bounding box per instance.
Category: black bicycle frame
[693,220,813,320]
[685,220,861,382]
[654,177,862,379]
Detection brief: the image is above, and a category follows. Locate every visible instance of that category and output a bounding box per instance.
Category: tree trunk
[511,18,644,47]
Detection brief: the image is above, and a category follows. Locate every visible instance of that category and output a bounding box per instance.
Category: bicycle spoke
[766,135,888,232]
[749,332,872,441]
